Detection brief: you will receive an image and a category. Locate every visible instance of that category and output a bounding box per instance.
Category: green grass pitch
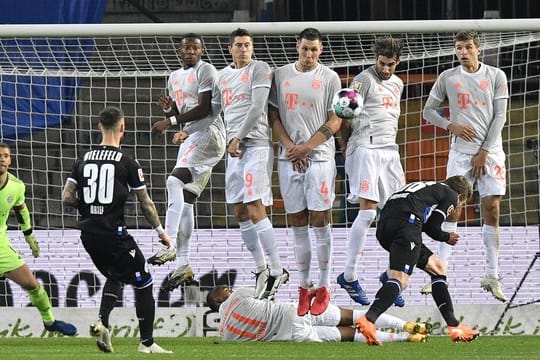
[1,336,538,360]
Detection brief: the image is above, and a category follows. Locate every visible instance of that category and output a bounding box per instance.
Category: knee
[426,256,446,276]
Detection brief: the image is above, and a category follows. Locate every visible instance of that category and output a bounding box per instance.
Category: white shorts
[345,145,405,205]
[291,303,341,342]
[225,146,273,206]
[447,148,506,197]
[174,125,226,196]
[278,159,336,213]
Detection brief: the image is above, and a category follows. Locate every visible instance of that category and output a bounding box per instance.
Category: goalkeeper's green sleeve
[15,204,33,234]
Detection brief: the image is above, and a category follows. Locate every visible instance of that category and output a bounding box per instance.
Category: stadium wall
[1,227,539,337]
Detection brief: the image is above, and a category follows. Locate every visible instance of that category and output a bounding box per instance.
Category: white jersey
[219,288,295,341]
[167,60,221,134]
[269,63,341,161]
[213,60,272,146]
[428,63,508,154]
[348,66,403,148]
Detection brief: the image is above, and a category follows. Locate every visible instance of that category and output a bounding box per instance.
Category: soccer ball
[332,88,362,119]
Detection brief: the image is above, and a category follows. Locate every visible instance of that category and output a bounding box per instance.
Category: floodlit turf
[1,336,538,360]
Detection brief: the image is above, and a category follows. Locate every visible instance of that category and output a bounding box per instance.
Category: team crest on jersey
[312,79,321,89]
[479,79,489,90]
[138,168,145,182]
[393,85,400,95]
[187,73,196,83]
[241,72,250,83]
[7,196,13,204]
[283,80,291,87]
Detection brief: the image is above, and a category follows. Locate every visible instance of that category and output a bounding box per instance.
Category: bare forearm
[136,190,162,228]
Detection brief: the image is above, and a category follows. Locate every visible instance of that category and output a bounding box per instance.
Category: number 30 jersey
[67,145,146,234]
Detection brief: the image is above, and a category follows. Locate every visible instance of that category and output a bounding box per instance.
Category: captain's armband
[317,124,334,140]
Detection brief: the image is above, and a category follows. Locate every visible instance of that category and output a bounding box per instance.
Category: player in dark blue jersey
[62,106,172,354]
[354,176,480,344]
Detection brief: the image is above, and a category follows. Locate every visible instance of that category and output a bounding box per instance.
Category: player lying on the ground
[207,285,430,343]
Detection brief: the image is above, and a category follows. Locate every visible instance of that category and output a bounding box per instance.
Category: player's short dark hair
[445,175,472,200]
[298,27,322,42]
[206,285,228,312]
[372,37,403,59]
[229,28,252,44]
[179,33,203,46]
[454,31,480,47]
[99,106,124,130]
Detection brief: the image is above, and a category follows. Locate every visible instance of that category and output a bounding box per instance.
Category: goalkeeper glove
[24,233,40,258]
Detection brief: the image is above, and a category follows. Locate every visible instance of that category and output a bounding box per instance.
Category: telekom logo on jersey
[456,92,488,109]
[222,89,247,106]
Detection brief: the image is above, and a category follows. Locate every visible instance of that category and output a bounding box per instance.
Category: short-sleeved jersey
[0,173,26,239]
[219,288,295,341]
[212,60,272,145]
[381,181,458,226]
[167,60,222,134]
[269,63,341,161]
[348,66,403,148]
[428,63,508,154]
[66,145,146,235]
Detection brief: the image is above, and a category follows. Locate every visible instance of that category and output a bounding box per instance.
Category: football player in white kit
[147,33,226,292]
[268,28,342,317]
[336,38,406,307]
[212,28,288,300]
[206,285,430,343]
[423,31,508,302]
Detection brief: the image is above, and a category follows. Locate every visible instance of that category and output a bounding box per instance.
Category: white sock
[292,225,312,288]
[439,221,457,268]
[176,203,194,268]
[354,330,405,343]
[255,218,282,276]
[482,224,500,278]
[344,209,376,281]
[374,313,405,330]
[165,176,185,239]
[313,225,333,287]
[239,220,266,272]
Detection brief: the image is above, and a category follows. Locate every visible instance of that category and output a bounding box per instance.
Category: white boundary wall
[1,227,539,337]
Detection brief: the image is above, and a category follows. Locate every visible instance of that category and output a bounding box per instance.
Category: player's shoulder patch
[351,80,363,91]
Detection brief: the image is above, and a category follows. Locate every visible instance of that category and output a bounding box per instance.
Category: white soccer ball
[332,88,362,119]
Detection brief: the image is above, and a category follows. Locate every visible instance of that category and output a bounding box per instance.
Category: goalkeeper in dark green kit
[0,142,76,336]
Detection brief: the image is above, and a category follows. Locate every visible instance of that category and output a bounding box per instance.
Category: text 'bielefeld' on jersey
[66,145,146,235]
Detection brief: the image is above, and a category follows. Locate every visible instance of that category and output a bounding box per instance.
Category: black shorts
[81,231,152,288]
[376,217,433,275]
